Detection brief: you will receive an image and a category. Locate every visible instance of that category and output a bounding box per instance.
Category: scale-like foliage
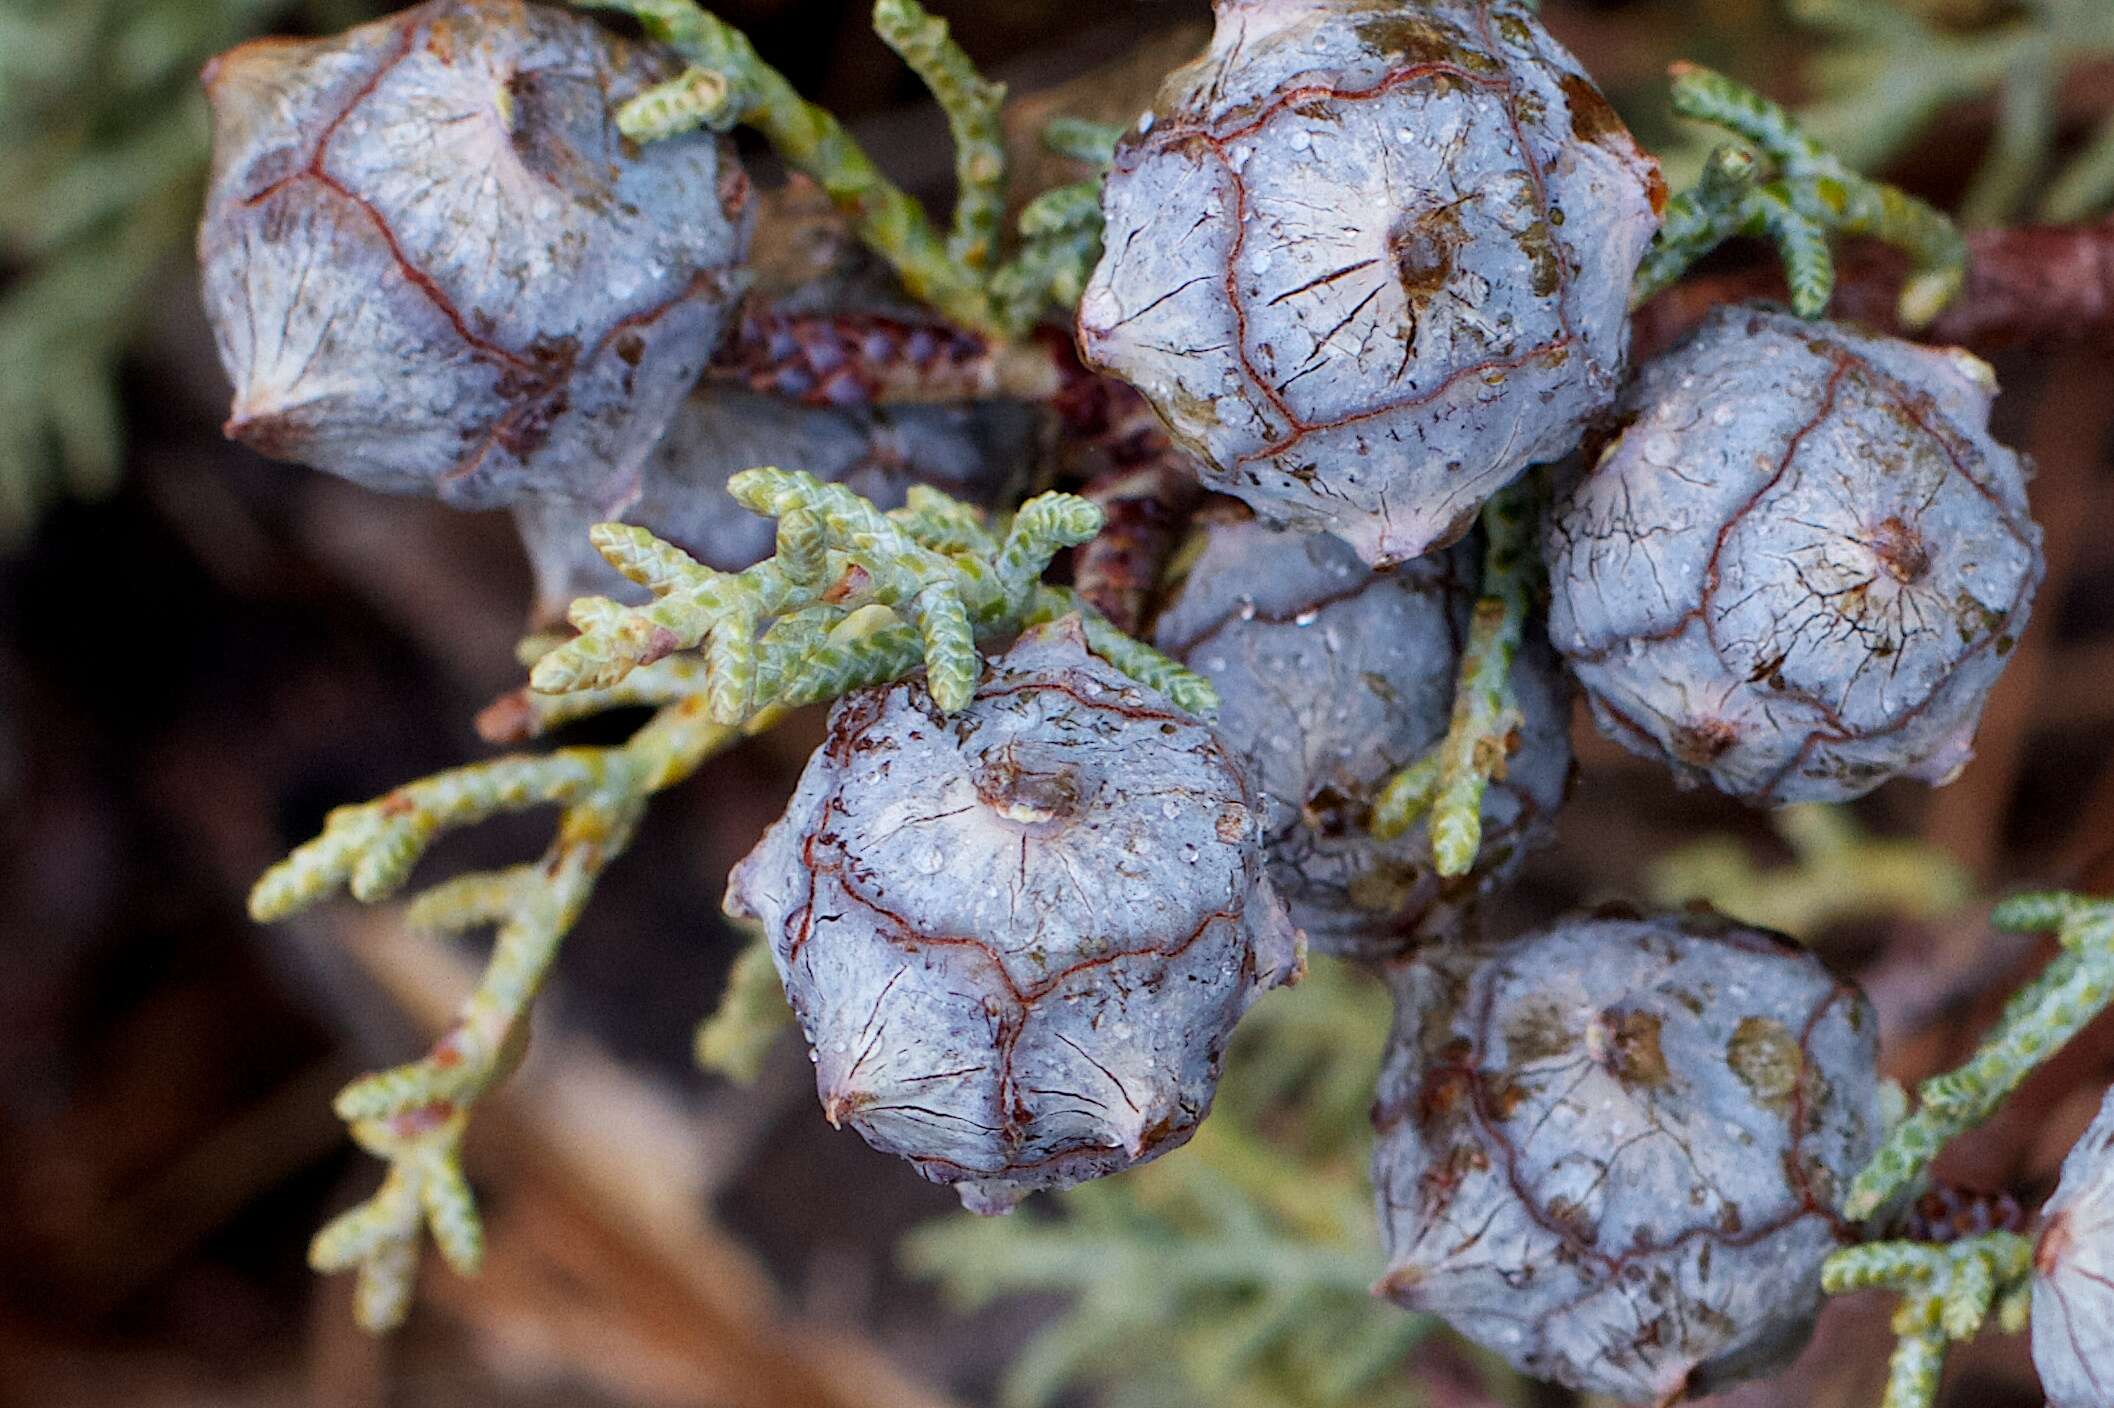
[0,0,332,543]
[255,474,1198,1326]
[1824,1233,2035,1408]
[1794,0,2114,225]
[1633,66,1967,324]
[530,470,1210,718]
[1647,804,1977,940]
[1369,479,1544,880]
[1848,892,2114,1220]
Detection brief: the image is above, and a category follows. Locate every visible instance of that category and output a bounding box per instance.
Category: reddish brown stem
[1633,217,2114,357]
[1040,344,1205,633]
[1073,454,1204,636]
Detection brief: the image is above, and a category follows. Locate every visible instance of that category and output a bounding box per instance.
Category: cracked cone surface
[726,619,1301,1212]
[1372,906,1882,1402]
[1079,0,1661,566]
[1154,516,1569,958]
[1546,304,2043,805]
[200,0,752,510]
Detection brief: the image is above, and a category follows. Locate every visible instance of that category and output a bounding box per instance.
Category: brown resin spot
[1484,1073,1533,1119]
[1419,1066,1476,1122]
[1544,1194,1597,1243]
[1588,1008,1669,1089]
[1870,515,1932,584]
[1726,1016,1803,1109]
[1377,1263,1425,1304]
[1389,203,1465,303]
[1515,215,1563,299]
[974,746,1084,827]
[1955,588,2010,641]
[1671,717,1741,766]
[1503,996,1581,1064]
[1351,14,1494,71]
[1558,72,1627,147]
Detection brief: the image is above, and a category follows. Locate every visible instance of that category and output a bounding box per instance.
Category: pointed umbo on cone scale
[1153,515,1569,959]
[1372,906,1883,1403]
[2033,1085,2114,1408]
[726,619,1303,1212]
[1545,304,2044,806]
[199,0,753,511]
[1079,0,1662,567]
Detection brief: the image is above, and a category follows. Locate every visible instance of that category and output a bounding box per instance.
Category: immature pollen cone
[726,620,1303,1212]
[1079,0,1662,567]
[199,0,752,510]
[1371,907,1883,1402]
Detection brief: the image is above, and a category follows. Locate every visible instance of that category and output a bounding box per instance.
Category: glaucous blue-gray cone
[2033,1085,2114,1408]
[1546,304,2044,806]
[1080,0,1661,567]
[512,388,1041,623]
[725,619,1303,1213]
[200,0,752,511]
[1154,516,1569,959]
[1373,906,1882,1402]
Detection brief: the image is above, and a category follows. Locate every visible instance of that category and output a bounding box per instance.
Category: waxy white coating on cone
[2033,1085,2114,1408]
[1154,518,1569,957]
[200,0,751,511]
[1372,908,1882,1401]
[1546,305,2044,806]
[1080,0,1661,566]
[727,621,1303,1212]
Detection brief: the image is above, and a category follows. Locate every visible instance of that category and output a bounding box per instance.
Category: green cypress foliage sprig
[1632,64,1969,326]
[529,471,1214,719]
[257,687,741,1329]
[1845,891,2114,1221]
[1821,1232,2035,1408]
[582,0,1116,338]
[1370,477,1538,878]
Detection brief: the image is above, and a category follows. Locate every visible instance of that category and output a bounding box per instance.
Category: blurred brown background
[3,2,2113,1406]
